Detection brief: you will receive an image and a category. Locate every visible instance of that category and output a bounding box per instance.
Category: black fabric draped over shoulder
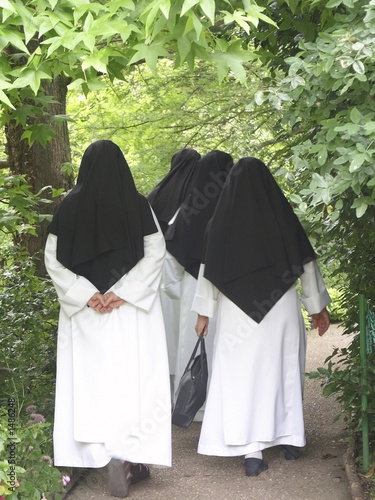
[147,148,201,234]
[203,157,317,323]
[48,140,158,293]
[165,150,233,279]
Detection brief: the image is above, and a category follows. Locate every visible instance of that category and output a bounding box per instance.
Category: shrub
[0,404,67,500]
[0,249,59,420]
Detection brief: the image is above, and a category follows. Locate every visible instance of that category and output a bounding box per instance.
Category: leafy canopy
[0,0,275,114]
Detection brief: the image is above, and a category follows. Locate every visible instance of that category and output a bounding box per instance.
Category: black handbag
[172,332,208,428]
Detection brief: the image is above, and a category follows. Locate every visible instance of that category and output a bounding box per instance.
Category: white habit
[191,261,331,456]
[161,252,215,419]
[45,221,171,468]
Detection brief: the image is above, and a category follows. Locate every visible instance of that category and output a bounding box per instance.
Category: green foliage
[255,0,375,220]
[0,174,53,237]
[0,405,66,499]
[0,0,276,146]
[0,249,59,417]
[67,59,285,195]
[327,288,347,321]
[306,338,375,432]
[0,250,62,498]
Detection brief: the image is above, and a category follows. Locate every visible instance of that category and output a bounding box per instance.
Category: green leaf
[128,42,169,73]
[0,0,15,11]
[364,122,375,134]
[199,0,215,25]
[86,78,107,91]
[254,90,264,105]
[160,0,171,19]
[317,147,328,166]
[326,127,337,141]
[0,27,29,54]
[21,124,56,147]
[191,10,203,39]
[349,153,366,172]
[177,36,191,64]
[181,0,199,17]
[212,39,256,83]
[352,60,365,74]
[356,203,368,217]
[325,0,342,7]
[0,89,15,109]
[287,0,300,13]
[323,383,338,397]
[82,53,108,74]
[12,68,52,95]
[350,107,362,124]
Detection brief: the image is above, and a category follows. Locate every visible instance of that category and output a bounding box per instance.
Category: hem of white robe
[54,457,111,468]
[197,435,306,457]
[54,454,172,468]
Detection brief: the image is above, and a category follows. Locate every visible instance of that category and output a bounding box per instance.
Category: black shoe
[282,445,300,460]
[130,463,151,484]
[244,458,269,477]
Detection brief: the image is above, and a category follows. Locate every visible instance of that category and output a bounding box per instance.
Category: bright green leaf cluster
[256,0,375,218]
[0,0,278,145]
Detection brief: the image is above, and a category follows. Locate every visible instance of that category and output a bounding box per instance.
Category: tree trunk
[5,75,74,275]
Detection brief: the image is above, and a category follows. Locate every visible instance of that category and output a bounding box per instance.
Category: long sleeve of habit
[109,226,166,312]
[45,233,99,318]
[192,260,331,318]
[191,263,219,318]
[299,260,331,314]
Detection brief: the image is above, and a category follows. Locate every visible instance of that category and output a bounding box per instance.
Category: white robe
[161,253,215,420]
[191,261,331,456]
[159,251,183,391]
[45,220,171,468]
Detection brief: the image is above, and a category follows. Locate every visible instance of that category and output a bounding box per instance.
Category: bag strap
[183,331,205,373]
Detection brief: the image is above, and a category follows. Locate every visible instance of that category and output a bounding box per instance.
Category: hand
[195,314,209,337]
[103,291,126,310]
[310,308,330,336]
[87,292,107,312]
[87,292,125,313]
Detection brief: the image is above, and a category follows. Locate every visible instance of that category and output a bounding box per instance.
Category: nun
[192,157,331,476]
[164,150,233,411]
[147,148,201,235]
[147,148,201,394]
[44,140,171,498]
